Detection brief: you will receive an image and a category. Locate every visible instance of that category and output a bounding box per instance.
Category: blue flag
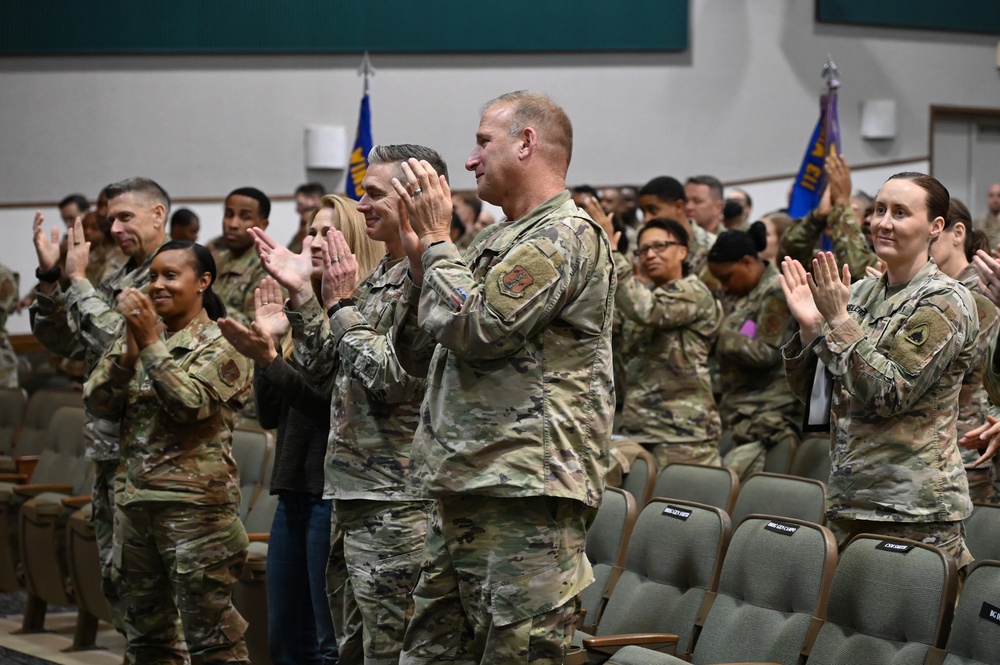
[787,89,841,219]
[346,93,373,201]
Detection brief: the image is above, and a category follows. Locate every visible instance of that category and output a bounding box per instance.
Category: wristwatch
[327,298,357,317]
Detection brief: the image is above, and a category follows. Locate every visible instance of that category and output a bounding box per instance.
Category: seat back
[0,388,27,455]
[231,427,273,522]
[12,389,83,456]
[621,448,656,507]
[789,434,831,483]
[807,534,958,665]
[29,405,88,489]
[943,559,1000,665]
[964,503,1000,562]
[690,515,837,665]
[596,498,731,656]
[605,645,679,665]
[580,487,638,631]
[653,463,739,514]
[729,472,827,526]
[243,433,278,536]
[763,435,798,475]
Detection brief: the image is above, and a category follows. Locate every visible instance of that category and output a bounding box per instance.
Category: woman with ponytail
[930,200,1000,503]
[85,240,254,664]
[708,222,802,477]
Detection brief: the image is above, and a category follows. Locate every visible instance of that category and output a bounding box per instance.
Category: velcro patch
[764,521,799,536]
[890,308,951,373]
[905,322,929,346]
[980,601,1000,626]
[484,242,560,320]
[219,359,241,386]
[662,505,692,521]
[876,540,914,554]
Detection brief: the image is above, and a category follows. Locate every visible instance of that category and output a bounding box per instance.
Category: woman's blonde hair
[311,194,386,281]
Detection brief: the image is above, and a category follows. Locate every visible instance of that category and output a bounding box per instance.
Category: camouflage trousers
[327,514,364,665]
[966,467,998,504]
[114,501,250,665]
[646,440,721,469]
[399,495,596,665]
[332,498,429,665]
[828,518,974,569]
[91,460,131,640]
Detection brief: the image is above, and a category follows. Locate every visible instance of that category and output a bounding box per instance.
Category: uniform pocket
[490,551,594,628]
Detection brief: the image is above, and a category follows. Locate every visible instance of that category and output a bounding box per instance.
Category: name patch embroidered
[876,541,914,554]
[764,521,799,536]
[662,505,692,521]
[980,601,1000,626]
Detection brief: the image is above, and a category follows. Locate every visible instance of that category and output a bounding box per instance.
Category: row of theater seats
[0,387,280,665]
[575,485,1000,665]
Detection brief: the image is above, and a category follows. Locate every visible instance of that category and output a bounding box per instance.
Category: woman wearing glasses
[607,216,723,468]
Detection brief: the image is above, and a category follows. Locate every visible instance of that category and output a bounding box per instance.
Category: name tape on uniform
[876,541,915,554]
[764,521,800,536]
[662,505,692,521]
[980,601,1000,627]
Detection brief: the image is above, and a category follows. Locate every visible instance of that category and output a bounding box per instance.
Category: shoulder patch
[498,265,535,298]
[219,359,241,386]
[905,322,929,346]
[890,306,952,373]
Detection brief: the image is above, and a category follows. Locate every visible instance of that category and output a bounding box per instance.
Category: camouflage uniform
[0,264,19,388]
[956,265,1000,503]
[85,311,252,664]
[614,253,723,467]
[978,317,1000,506]
[687,223,717,280]
[87,242,126,287]
[286,255,428,665]
[394,191,615,664]
[783,261,977,567]
[29,248,164,639]
[716,262,802,477]
[781,204,876,279]
[213,247,270,327]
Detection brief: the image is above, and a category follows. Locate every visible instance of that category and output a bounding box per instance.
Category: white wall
[1,0,998,333]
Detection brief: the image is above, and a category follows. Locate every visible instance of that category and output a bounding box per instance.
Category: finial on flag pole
[822,54,840,91]
[358,51,375,95]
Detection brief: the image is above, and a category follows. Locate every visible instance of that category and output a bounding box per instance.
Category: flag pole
[358,51,375,95]
[822,54,840,92]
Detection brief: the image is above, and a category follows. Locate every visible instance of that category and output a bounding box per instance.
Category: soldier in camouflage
[965,249,1000,505]
[214,187,272,327]
[249,145,441,665]
[85,241,252,664]
[708,223,802,478]
[782,173,976,567]
[390,91,615,665]
[0,263,18,388]
[596,213,723,468]
[637,176,716,284]
[30,177,170,644]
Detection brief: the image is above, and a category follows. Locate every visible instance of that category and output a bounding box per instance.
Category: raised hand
[252,277,289,342]
[32,212,61,272]
[117,287,159,350]
[808,251,851,329]
[582,196,621,248]
[320,229,359,309]
[826,154,852,208]
[64,217,91,283]
[780,256,823,345]
[218,316,278,368]
[391,158,452,249]
[973,250,1000,308]
[959,415,1000,467]
[249,227,314,305]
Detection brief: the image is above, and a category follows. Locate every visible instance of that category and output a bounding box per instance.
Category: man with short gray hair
[30,176,171,644]
[392,91,615,664]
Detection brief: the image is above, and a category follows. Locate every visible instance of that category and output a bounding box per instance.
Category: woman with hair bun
[85,240,254,664]
[708,222,802,477]
[781,173,977,564]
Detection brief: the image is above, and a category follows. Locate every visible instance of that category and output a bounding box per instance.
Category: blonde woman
[309,194,384,280]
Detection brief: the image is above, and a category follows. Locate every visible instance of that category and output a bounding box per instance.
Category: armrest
[61,495,92,510]
[583,633,680,649]
[13,483,74,497]
[14,455,40,478]
[247,533,270,543]
[0,474,29,484]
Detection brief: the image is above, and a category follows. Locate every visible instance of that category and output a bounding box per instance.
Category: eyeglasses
[637,240,684,256]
